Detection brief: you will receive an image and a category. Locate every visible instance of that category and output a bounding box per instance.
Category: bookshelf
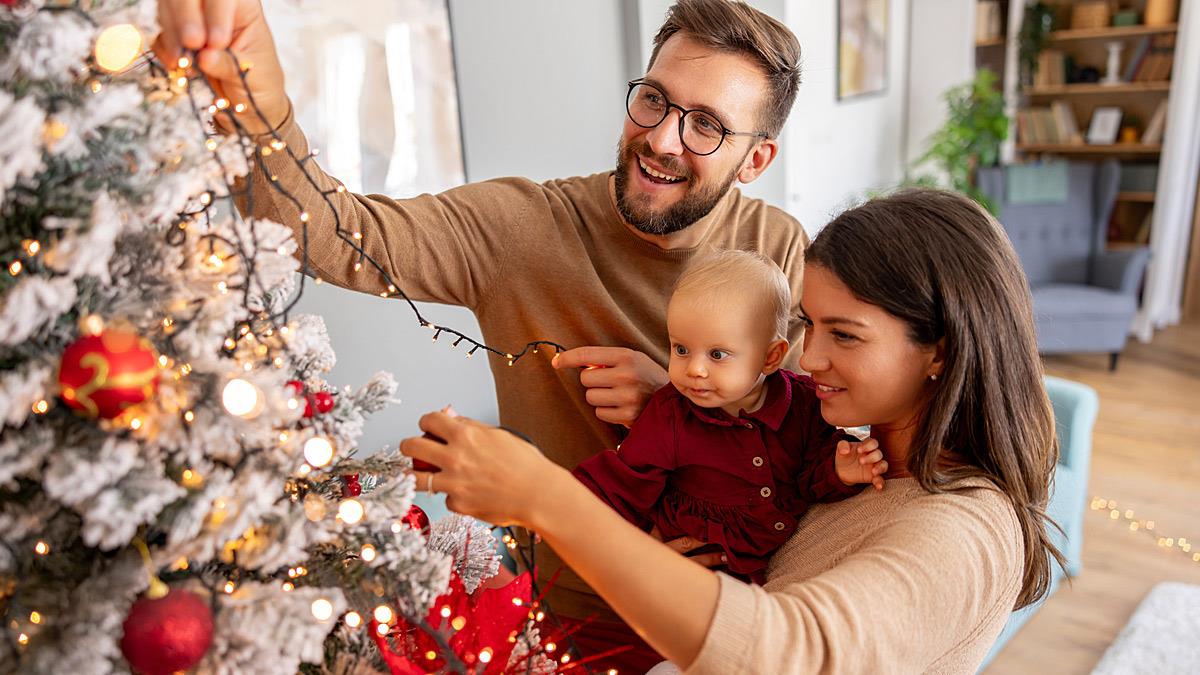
[1007,0,1181,249]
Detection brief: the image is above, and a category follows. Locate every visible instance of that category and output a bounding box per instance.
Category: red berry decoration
[402,504,430,536]
[342,473,361,497]
[120,588,214,675]
[58,328,160,419]
[313,391,335,414]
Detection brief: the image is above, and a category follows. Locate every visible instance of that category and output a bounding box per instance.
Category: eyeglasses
[625,80,768,156]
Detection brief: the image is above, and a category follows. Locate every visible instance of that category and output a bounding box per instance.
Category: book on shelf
[976,1,1003,42]
[1135,207,1154,245]
[1142,100,1168,144]
[1133,34,1175,82]
[1123,36,1151,81]
[1051,101,1083,144]
[1035,50,1067,87]
[1018,103,1082,145]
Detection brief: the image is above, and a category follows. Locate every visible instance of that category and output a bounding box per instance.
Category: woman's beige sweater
[685,477,1024,674]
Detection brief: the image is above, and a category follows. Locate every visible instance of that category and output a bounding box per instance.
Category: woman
[401,189,1064,673]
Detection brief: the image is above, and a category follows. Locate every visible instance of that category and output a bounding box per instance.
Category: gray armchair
[977,160,1150,370]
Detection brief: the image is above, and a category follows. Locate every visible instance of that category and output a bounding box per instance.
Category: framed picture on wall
[1086,107,1123,145]
[838,0,889,100]
[262,0,465,197]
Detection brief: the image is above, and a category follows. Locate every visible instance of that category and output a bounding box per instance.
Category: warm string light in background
[1091,497,1200,565]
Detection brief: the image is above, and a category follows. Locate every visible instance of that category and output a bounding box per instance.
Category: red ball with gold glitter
[120,588,214,675]
[402,504,430,537]
[58,329,160,419]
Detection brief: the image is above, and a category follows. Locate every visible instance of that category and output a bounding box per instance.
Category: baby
[573,249,885,583]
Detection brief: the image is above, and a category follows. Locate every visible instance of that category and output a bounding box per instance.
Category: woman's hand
[399,411,567,528]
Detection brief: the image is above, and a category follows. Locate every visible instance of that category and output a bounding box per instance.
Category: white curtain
[1136,0,1200,340]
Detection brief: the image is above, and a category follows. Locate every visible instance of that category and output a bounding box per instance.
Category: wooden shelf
[976,38,1007,47]
[1117,191,1156,202]
[1048,24,1177,42]
[1025,82,1171,96]
[1018,143,1162,155]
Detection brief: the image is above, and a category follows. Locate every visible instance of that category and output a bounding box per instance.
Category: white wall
[782,0,912,234]
[904,0,975,168]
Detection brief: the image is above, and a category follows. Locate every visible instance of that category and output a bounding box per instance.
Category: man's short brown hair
[649,0,802,139]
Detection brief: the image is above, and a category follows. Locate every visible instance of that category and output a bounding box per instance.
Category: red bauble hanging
[120,588,214,675]
[312,391,335,414]
[58,329,160,419]
[342,473,362,497]
[402,504,430,537]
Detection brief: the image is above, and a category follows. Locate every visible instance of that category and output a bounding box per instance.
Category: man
[157,0,805,668]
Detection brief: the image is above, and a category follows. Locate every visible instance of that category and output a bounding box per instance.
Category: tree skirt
[1091,582,1200,674]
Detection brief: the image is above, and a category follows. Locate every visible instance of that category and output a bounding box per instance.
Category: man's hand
[154,0,290,134]
[553,346,668,427]
[835,437,888,491]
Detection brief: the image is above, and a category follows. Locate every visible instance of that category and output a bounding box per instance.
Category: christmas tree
[0,1,553,672]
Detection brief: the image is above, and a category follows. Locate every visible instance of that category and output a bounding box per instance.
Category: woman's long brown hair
[805,188,1065,609]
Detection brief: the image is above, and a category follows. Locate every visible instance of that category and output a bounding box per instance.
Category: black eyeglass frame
[625,79,769,156]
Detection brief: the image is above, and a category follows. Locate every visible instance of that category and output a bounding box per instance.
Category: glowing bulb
[360,544,377,562]
[8,261,22,276]
[282,581,294,592]
[23,240,40,255]
[17,633,28,646]
[224,581,236,594]
[29,612,41,625]
[478,648,493,664]
[178,56,191,68]
[373,605,394,624]
[311,598,334,621]
[391,522,403,534]
[32,400,48,414]
[303,436,334,467]
[451,616,467,631]
[222,378,262,418]
[94,24,142,73]
[34,541,49,555]
[544,642,556,653]
[375,623,388,636]
[338,499,364,524]
[344,611,362,628]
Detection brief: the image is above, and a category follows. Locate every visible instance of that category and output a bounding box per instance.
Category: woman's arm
[401,412,719,667]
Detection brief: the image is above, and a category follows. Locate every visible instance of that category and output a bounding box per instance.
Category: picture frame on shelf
[1086,107,1123,144]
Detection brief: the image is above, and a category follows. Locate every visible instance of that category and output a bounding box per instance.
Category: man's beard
[613,139,740,236]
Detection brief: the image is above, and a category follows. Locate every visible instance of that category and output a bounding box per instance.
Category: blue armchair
[980,375,1099,670]
[977,161,1150,370]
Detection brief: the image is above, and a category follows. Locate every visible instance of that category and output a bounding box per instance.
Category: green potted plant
[1019,1,1056,86]
[910,68,1009,214]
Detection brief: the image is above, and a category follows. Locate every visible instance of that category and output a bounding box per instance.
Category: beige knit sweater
[237,108,809,622]
[685,477,1023,674]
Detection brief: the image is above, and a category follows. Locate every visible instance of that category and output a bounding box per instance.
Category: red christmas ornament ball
[342,473,361,497]
[402,504,430,536]
[58,329,159,419]
[120,589,214,675]
[313,391,335,414]
[412,432,444,473]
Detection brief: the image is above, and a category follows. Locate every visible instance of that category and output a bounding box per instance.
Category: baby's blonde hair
[672,249,791,340]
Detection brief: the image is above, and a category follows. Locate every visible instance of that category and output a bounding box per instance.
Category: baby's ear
[762,338,790,374]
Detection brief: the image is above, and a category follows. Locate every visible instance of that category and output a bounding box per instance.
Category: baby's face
[666,290,777,415]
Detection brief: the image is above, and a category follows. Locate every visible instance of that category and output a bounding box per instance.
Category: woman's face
[797,264,941,432]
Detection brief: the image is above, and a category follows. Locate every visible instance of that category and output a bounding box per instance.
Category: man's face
[614,34,770,236]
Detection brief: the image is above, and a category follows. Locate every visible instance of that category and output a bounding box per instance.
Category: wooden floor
[986,321,1200,674]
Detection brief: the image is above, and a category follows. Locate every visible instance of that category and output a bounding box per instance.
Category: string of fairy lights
[1089,497,1200,567]
[9,5,609,672]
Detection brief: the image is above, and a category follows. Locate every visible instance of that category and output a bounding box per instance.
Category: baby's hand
[835,437,888,491]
